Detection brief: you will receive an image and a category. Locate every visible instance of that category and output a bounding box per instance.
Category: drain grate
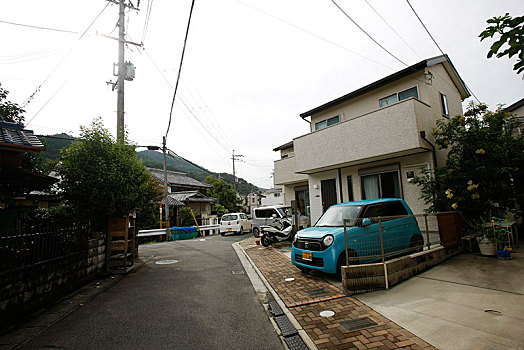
[340,317,378,331]
[268,301,284,317]
[274,315,298,337]
[284,334,309,350]
[304,288,327,297]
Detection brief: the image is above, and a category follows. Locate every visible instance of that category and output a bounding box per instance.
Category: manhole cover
[156,260,179,265]
[341,317,378,331]
[320,310,335,317]
[304,288,327,297]
[485,309,503,316]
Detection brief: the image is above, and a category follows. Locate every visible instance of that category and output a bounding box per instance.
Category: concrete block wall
[0,235,106,328]
[342,246,462,295]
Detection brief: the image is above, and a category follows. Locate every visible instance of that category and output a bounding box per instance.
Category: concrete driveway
[357,252,524,350]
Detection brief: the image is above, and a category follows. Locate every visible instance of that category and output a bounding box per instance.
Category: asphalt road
[20,234,283,350]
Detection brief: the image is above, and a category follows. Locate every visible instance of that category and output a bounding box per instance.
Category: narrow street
[18,234,283,350]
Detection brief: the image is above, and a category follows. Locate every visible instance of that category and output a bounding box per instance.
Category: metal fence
[0,219,90,272]
[342,213,443,265]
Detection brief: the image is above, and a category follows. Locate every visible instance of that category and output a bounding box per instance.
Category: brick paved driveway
[240,238,435,350]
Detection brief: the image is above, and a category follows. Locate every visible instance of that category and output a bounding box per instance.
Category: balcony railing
[294,98,432,173]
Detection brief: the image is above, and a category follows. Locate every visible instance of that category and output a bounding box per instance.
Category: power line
[363,0,419,58]
[330,0,408,67]
[404,0,481,103]
[404,0,444,56]
[0,19,79,34]
[22,2,111,107]
[165,0,196,139]
[141,0,154,43]
[237,0,393,70]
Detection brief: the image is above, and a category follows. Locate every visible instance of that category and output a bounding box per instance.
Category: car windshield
[222,214,238,221]
[278,207,292,217]
[315,205,362,227]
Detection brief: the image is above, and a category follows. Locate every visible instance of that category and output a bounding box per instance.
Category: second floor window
[379,86,419,108]
[440,92,449,117]
[315,115,340,130]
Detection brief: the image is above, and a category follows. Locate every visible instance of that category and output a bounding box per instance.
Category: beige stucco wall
[307,153,435,223]
[295,98,428,173]
[274,156,308,185]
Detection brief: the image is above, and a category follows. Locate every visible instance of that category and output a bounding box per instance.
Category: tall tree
[58,118,162,227]
[0,83,25,124]
[479,13,524,75]
[205,174,241,213]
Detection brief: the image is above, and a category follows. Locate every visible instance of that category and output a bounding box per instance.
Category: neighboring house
[169,190,216,217]
[0,122,58,231]
[273,54,470,223]
[148,168,212,195]
[260,187,284,207]
[244,191,264,215]
[0,122,57,208]
[147,168,216,224]
[505,97,524,135]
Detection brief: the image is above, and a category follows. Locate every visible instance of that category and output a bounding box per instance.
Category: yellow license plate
[227,228,232,231]
[302,251,312,261]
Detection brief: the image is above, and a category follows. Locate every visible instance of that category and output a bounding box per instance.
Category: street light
[136,143,170,239]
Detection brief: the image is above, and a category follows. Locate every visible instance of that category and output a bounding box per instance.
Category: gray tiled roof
[170,191,216,203]
[148,168,211,188]
[0,122,44,148]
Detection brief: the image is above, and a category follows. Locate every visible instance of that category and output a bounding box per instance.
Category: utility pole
[232,150,243,193]
[106,0,138,143]
[163,136,170,231]
[116,0,125,142]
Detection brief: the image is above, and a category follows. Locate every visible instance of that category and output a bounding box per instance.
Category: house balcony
[294,98,433,174]
[274,155,308,186]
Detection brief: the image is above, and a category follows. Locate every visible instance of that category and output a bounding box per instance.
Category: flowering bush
[413,102,524,220]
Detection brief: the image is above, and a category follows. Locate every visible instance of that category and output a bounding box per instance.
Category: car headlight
[322,234,334,247]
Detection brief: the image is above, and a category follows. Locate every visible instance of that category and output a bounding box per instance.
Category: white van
[251,205,310,237]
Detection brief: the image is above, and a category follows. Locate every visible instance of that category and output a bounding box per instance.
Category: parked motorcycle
[259,218,294,247]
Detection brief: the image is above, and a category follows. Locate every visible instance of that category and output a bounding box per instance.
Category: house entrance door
[321,179,337,213]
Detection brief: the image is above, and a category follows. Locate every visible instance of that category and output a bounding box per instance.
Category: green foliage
[212,203,229,217]
[178,206,200,226]
[413,102,524,220]
[0,83,25,124]
[57,118,163,227]
[136,176,164,230]
[205,174,241,213]
[479,13,524,74]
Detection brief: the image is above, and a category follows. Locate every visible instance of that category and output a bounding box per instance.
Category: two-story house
[274,54,470,223]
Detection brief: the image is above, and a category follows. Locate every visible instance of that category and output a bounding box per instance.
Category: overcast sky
[2,0,523,188]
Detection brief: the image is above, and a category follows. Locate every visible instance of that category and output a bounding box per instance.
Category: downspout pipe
[420,130,440,203]
[420,131,437,170]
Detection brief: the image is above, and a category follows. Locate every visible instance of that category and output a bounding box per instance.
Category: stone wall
[342,246,463,295]
[0,235,106,328]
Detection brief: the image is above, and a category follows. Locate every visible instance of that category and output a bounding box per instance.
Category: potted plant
[468,219,496,255]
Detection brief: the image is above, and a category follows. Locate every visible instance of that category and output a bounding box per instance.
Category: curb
[233,242,319,350]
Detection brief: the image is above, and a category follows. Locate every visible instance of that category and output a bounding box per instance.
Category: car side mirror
[362,218,372,227]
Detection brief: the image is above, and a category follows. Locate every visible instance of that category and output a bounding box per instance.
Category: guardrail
[138,225,221,239]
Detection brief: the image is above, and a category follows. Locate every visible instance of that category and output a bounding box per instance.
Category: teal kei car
[291,198,423,275]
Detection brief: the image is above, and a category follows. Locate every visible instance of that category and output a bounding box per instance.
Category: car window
[383,201,407,217]
[315,205,362,227]
[222,214,238,221]
[362,205,384,218]
[254,209,271,218]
